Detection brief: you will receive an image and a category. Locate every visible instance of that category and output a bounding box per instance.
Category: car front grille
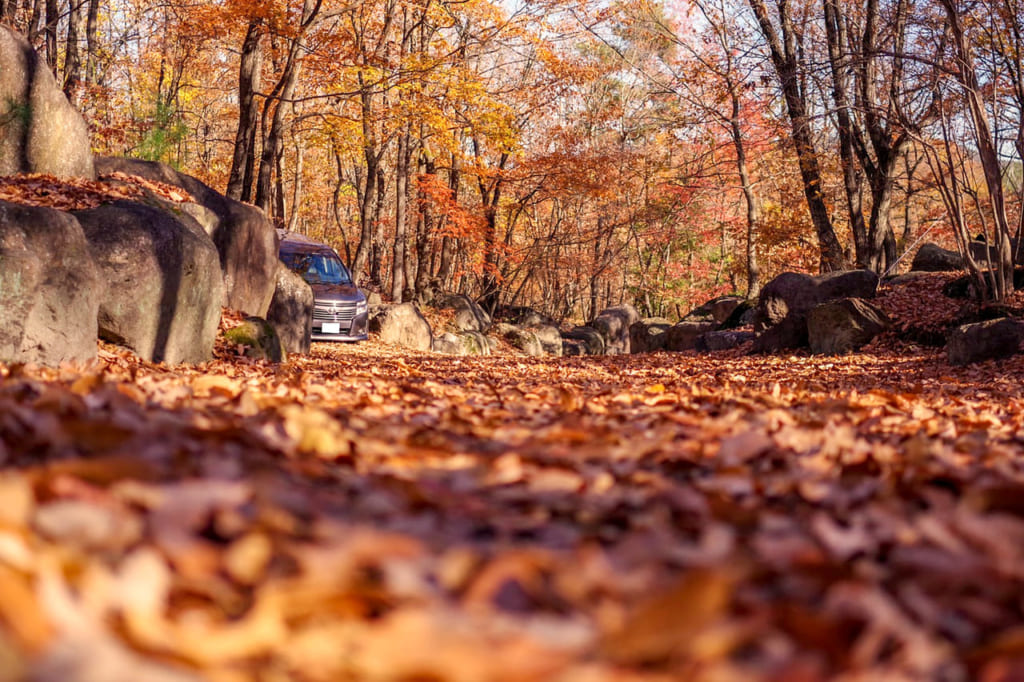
[313,301,358,322]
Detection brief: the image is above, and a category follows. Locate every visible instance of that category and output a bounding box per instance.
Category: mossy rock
[224,316,286,362]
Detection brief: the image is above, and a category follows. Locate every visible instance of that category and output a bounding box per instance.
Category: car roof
[277,230,337,255]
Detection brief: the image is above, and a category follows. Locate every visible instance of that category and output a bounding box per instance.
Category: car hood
[309,282,364,302]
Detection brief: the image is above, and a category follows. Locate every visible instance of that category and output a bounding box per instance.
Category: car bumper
[312,312,368,342]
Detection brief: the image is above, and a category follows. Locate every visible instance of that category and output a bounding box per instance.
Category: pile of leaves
[4,284,1024,681]
[0,173,191,211]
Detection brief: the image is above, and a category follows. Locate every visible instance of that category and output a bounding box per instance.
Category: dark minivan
[277,230,368,342]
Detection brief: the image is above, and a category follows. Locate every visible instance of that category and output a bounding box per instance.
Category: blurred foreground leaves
[4,286,1024,680]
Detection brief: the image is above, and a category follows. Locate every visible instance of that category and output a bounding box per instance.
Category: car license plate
[321,322,341,334]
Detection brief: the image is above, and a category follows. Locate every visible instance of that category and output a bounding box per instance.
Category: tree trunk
[436,152,461,287]
[413,154,435,295]
[941,0,1013,299]
[746,0,846,272]
[255,56,302,218]
[62,0,81,102]
[286,131,304,232]
[254,0,319,218]
[351,80,378,283]
[226,19,263,202]
[391,127,411,302]
[84,0,99,84]
[729,84,761,298]
[43,0,57,72]
[823,0,869,266]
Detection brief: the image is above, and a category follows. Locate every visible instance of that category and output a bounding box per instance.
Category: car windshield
[282,252,353,285]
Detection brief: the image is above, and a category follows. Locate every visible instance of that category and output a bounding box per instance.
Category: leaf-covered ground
[3,276,1024,681]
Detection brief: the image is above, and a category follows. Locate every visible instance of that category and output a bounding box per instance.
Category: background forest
[2,0,1022,319]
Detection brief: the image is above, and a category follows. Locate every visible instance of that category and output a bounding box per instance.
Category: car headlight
[356,299,368,314]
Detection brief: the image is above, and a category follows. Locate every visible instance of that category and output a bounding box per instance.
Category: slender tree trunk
[941,0,1013,299]
[62,0,81,102]
[370,167,385,286]
[436,152,460,287]
[413,154,434,294]
[823,0,869,266]
[227,19,263,202]
[255,55,302,218]
[391,127,411,302]
[28,0,43,43]
[746,0,846,272]
[255,0,320,217]
[84,0,98,83]
[729,86,761,297]
[351,80,378,283]
[286,132,304,232]
[43,0,56,72]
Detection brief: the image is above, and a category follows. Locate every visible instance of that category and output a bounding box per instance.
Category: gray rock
[75,200,225,364]
[807,298,891,355]
[369,303,432,351]
[753,269,879,353]
[816,269,880,301]
[266,264,313,355]
[94,157,278,317]
[224,316,285,362]
[493,323,544,357]
[589,304,641,355]
[432,293,491,333]
[531,324,563,356]
[0,27,94,178]
[719,299,757,330]
[432,332,464,355]
[911,243,962,272]
[686,296,745,324]
[563,327,605,355]
[630,318,673,354]
[664,320,718,352]
[946,317,1024,365]
[697,330,755,352]
[0,201,100,365]
[501,306,557,328]
[457,330,491,355]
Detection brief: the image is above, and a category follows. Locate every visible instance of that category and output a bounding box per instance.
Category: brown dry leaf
[0,564,51,652]
[599,568,736,665]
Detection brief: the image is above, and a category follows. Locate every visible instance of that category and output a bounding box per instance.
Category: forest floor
[2,273,1024,681]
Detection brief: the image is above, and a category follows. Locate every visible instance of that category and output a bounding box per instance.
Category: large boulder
[0,201,100,365]
[589,304,640,355]
[266,264,313,355]
[0,27,94,178]
[630,318,672,354]
[911,243,962,272]
[94,157,278,317]
[719,299,757,330]
[499,306,557,328]
[432,293,491,333]
[75,201,225,364]
[493,323,544,357]
[946,318,1024,366]
[369,303,432,351]
[807,298,891,355]
[697,330,755,352]
[531,324,564,357]
[432,330,490,355]
[563,327,605,355]
[752,270,879,353]
[685,296,745,324]
[224,316,285,362]
[664,320,718,352]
